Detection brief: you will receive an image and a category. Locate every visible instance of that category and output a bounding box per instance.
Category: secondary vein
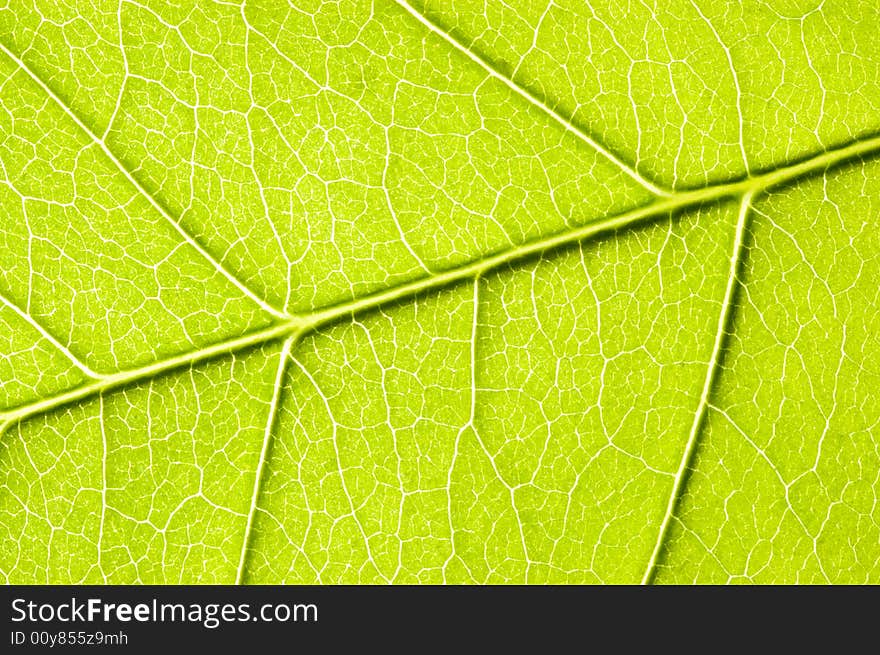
[0,42,290,322]
[235,335,295,584]
[640,191,753,585]
[0,291,106,380]
[393,0,672,197]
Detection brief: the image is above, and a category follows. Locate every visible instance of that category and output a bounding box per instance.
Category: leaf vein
[0,291,106,380]
[641,191,753,584]
[0,41,290,321]
[2,135,878,435]
[393,0,672,197]
[235,335,296,585]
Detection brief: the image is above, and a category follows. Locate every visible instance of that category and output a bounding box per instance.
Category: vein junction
[1,132,879,433]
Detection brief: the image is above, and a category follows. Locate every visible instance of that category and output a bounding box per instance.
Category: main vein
[641,192,753,585]
[1,134,879,433]
[0,322,304,428]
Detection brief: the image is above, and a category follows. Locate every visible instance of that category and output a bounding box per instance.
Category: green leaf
[1,0,878,584]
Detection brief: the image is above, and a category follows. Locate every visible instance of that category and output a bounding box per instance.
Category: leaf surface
[1,0,878,583]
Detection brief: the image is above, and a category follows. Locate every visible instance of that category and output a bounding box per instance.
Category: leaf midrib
[2,132,879,433]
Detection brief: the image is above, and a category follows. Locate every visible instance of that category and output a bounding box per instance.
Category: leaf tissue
[1,0,879,584]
